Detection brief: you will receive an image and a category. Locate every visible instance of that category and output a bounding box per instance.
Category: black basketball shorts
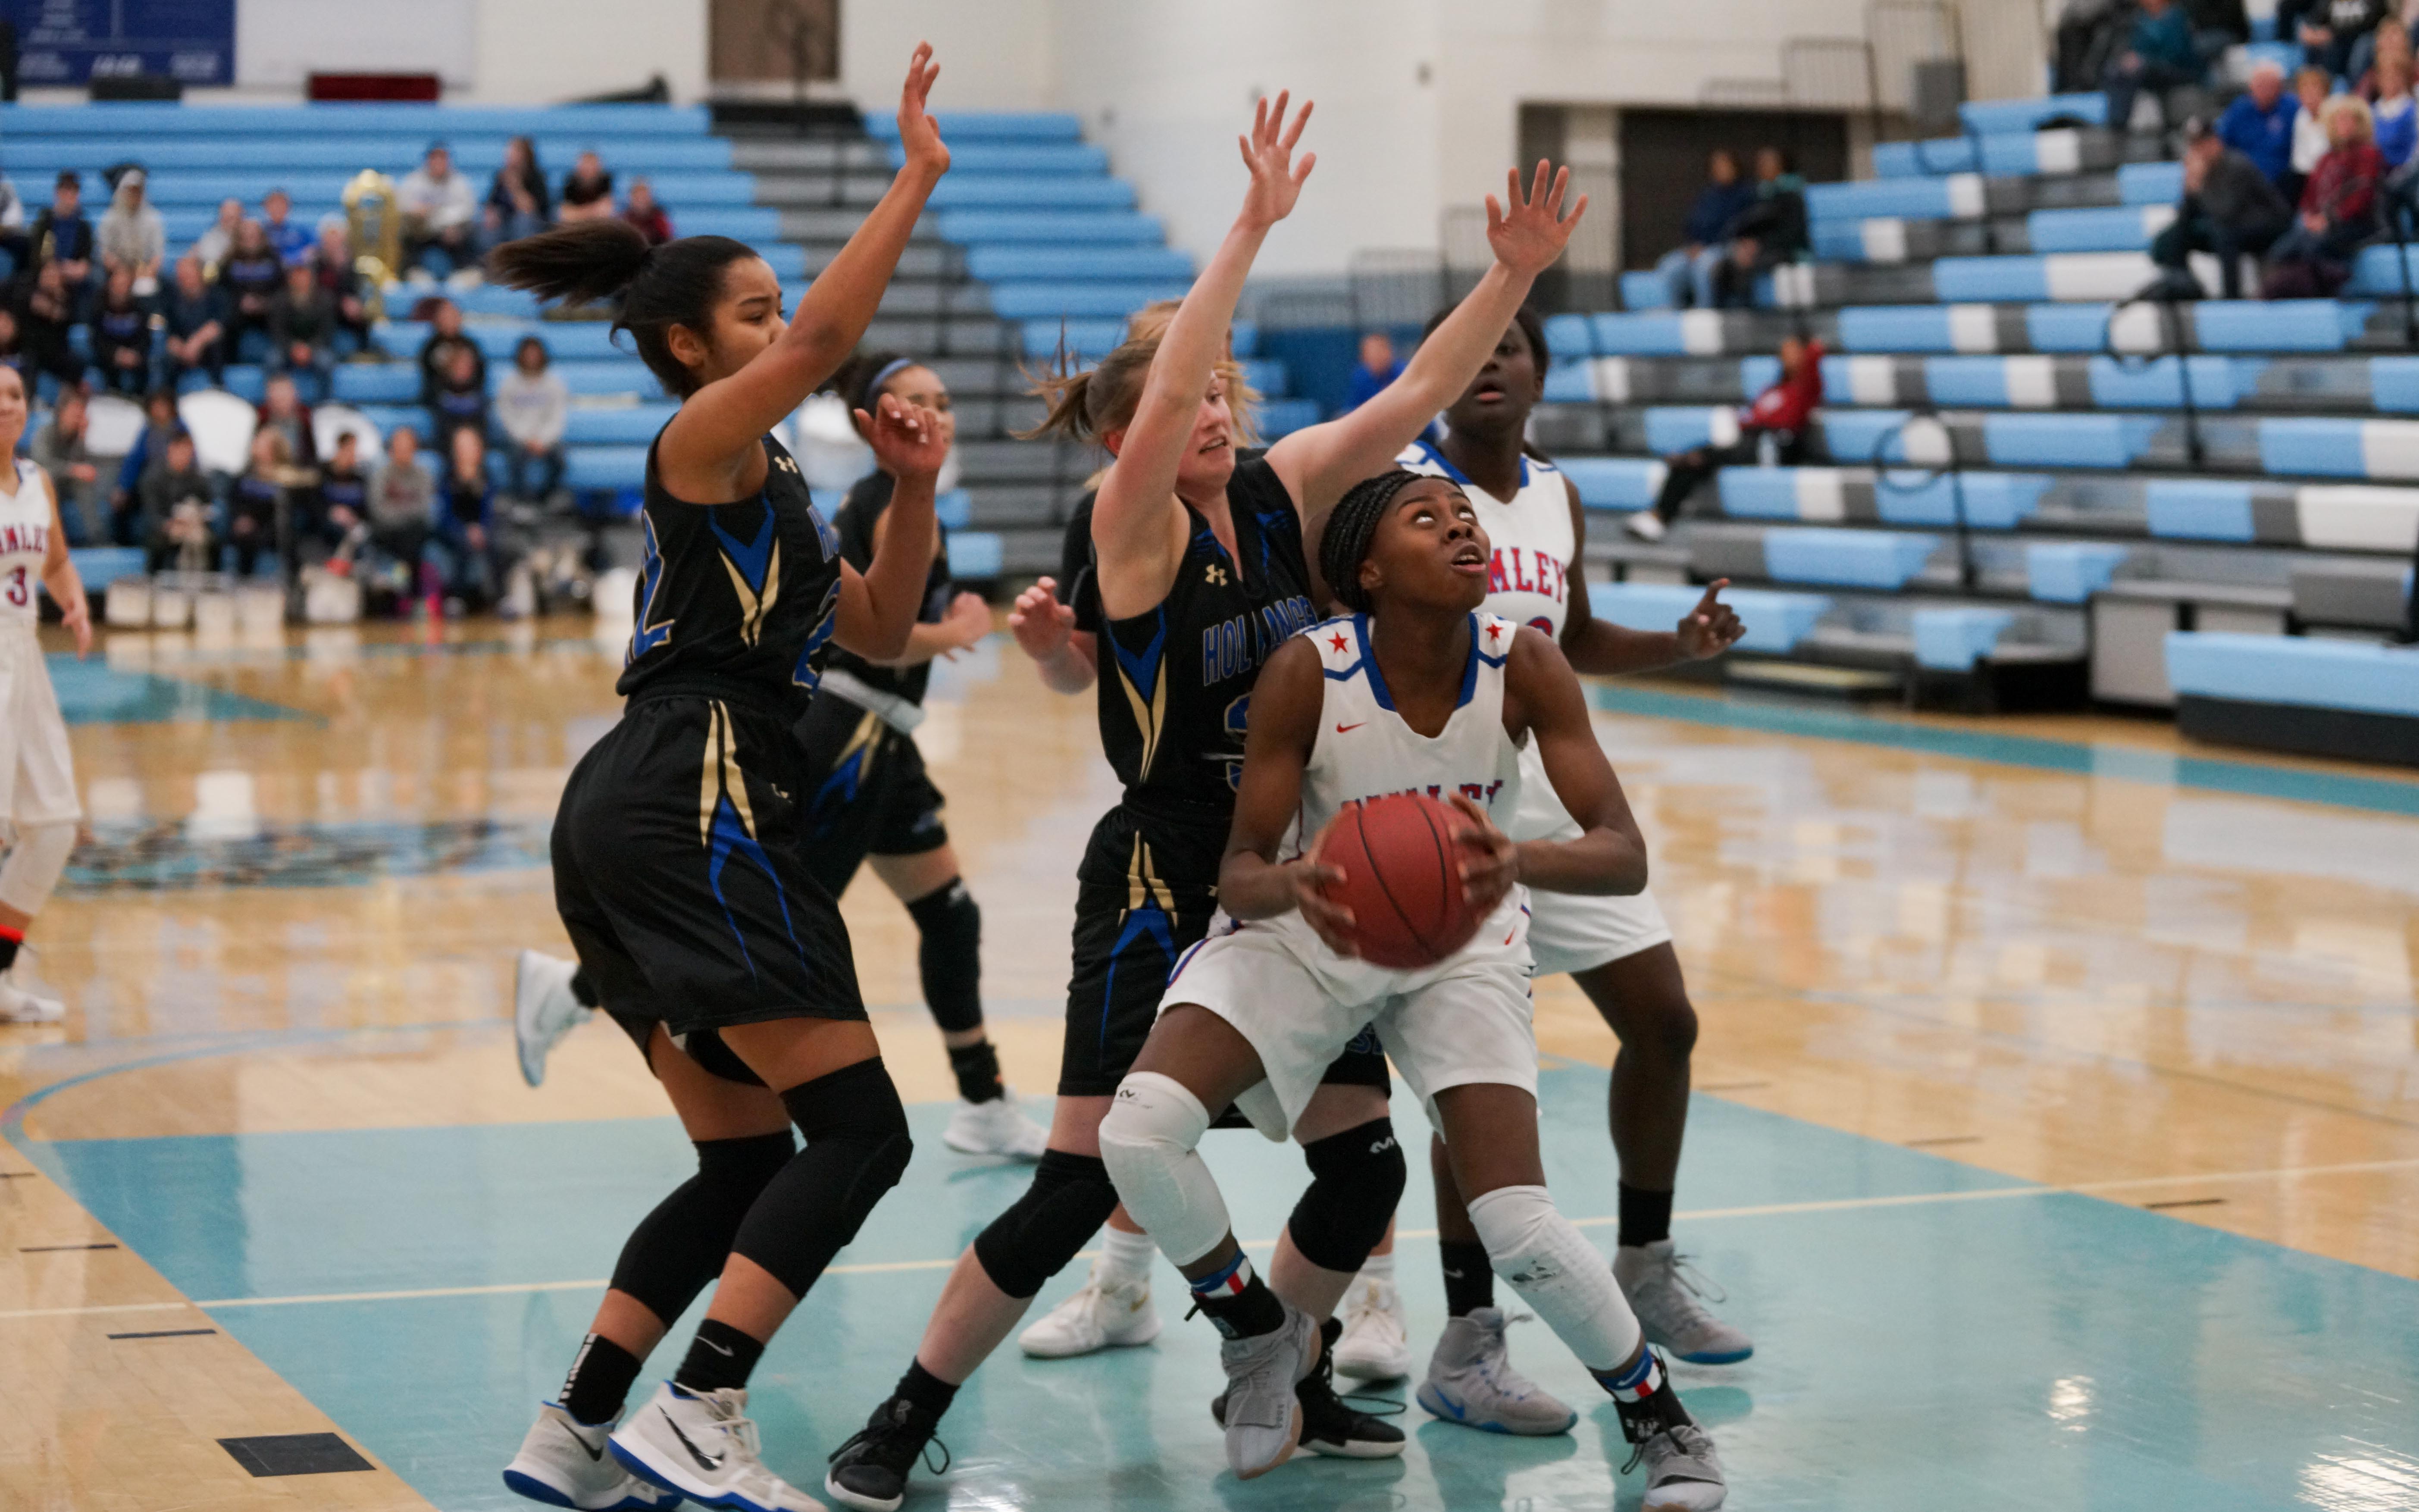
[792,694,950,899]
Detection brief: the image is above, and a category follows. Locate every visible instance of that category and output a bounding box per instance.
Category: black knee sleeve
[906,879,983,1034]
[728,1058,914,1299]
[970,1149,1121,1299]
[1286,1117,1405,1274]
[607,1130,794,1324]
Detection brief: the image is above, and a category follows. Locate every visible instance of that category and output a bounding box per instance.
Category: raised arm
[833,394,947,661]
[661,45,949,483]
[1216,638,1356,951]
[1504,627,1646,895]
[1268,162,1585,517]
[39,471,91,658]
[1092,93,1313,621]
[1558,478,1744,674]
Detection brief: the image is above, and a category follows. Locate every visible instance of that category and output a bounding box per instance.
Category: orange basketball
[1313,793,1486,969]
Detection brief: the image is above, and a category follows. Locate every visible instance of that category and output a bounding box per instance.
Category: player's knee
[0,819,76,915]
[906,877,983,1034]
[970,1149,1120,1299]
[780,1058,914,1222]
[1097,1071,1211,1195]
[696,1128,797,1202]
[1464,1182,1561,1274]
[608,1131,795,1322]
[1286,1116,1404,1273]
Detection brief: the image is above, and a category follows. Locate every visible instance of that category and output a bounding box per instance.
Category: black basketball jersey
[818,470,951,708]
[618,429,844,712]
[1083,454,1318,821]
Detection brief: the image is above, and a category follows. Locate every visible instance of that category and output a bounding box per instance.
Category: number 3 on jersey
[3,566,26,607]
[1220,692,1250,791]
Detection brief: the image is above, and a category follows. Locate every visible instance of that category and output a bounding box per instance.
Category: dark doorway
[1617,109,1848,271]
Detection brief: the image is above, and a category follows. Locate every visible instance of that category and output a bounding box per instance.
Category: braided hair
[1320,468,1427,614]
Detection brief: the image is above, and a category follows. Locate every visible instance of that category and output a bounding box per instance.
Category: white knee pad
[1097,1071,1230,1268]
[1466,1183,1642,1373]
[0,820,75,916]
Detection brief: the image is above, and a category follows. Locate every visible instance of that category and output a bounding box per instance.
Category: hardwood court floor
[3,615,2416,1511]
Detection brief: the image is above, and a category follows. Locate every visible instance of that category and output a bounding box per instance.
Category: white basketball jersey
[1287,611,1526,858]
[0,460,55,627]
[1398,439,1575,641]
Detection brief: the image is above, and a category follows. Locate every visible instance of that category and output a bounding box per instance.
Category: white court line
[6,1158,2416,1323]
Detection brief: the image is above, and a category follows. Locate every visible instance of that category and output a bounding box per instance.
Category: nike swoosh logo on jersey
[1335,722,1364,733]
[664,1411,722,1471]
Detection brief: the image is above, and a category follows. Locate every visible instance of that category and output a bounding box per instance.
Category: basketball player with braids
[826,98,1588,1503]
[489,47,951,1512]
[1098,468,1727,1507]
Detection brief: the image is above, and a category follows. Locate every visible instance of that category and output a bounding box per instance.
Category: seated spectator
[110,388,185,541]
[1627,333,1825,541]
[1345,331,1403,411]
[496,335,568,501]
[97,169,165,294]
[1711,147,1809,309]
[416,297,485,404]
[260,189,312,264]
[28,171,93,301]
[434,426,504,607]
[137,431,216,573]
[2289,66,2337,207]
[2219,62,2300,191]
[2154,120,2293,297]
[484,135,553,250]
[31,389,104,545]
[557,151,615,223]
[317,429,369,554]
[268,261,337,402]
[90,268,152,395]
[2265,94,2384,298]
[429,340,489,448]
[191,197,241,271]
[310,216,372,353]
[0,307,26,380]
[162,253,228,388]
[2283,0,2389,80]
[2183,0,2251,49]
[217,219,284,358]
[397,143,478,277]
[622,177,673,245]
[2106,0,2204,134]
[2376,48,2419,169]
[0,169,27,275]
[365,424,438,592]
[228,429,292,579]
[256,372,321,476]
[2056,0,2128,94]
[16,260,84,394]
[1654,149,1755,310]
[2357,15,2410,95]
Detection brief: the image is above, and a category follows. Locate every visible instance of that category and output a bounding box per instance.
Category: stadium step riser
[1553,353,2419,415]
[1563,301,2404,357]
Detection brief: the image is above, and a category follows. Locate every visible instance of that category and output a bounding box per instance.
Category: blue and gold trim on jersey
[1101,833,1179,1054]
[698,700,801,975]
[792,579,842,693]
[1108,607,1170,780]
[807,709,886,838]
[708,508,782,649]
[627,511,675,665]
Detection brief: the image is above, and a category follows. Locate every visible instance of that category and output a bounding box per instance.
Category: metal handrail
[1871,406,1977,591]
[2106,289,2204,468]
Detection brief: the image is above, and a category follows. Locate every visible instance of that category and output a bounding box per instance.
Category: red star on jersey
[1328,631,1349,652]
[1485,621,1503,645]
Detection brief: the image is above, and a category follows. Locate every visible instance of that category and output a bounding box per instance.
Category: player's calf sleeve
[729,1058,913,1298]
[607,1130,795,1324]
[0,820,76,917]
[1465,1183,1643,1373]
[906,879,984,1036]
[970,1149,1121,1298]
[1286,1117,1405,1273]
[1098,1071,1227,1268]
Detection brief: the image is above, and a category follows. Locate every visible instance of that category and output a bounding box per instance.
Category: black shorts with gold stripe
[793,691,950,901]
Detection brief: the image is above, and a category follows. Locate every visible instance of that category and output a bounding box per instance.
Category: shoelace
[828,1410,951,1478]
[1471,1310,1543,1394]
[1657,1253,1729,1310]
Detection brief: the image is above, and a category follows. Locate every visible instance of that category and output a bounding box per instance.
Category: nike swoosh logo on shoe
[663,1412,722,1471]
[573,1433,605,1462]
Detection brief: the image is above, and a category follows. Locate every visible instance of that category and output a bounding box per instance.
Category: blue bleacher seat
[1959,94,2107,134]
[934,491,973,531]
[1239,360,1289,398]
[332,365,424,405]
[1874,470,2050,529]
[898,144,1107,175]
[965,247,1193,281]
[947,530,1006,579]
[1230,321,1259,358]
[1642,407,1719,454]
[69,547,145,591]
[935,211,1165,245]
[564,406,679,446]
[0,102,713,136]
[1542,362,1595,403]
[1561,457,1666,511]
[1762,527,1940,589]
[1912,607,2017,668]
[1592,580,1831,654]
[988,282,1192,319]
[566,447,650,492]
[2259,417,2371,477]
[1020,319,1127,360]
[2025,541,2131,601]
[2116,162,2185,204]
[929,176,1135,210]
[2166,632,2419,716]
[863,112,1084,142]
[1981,412,2159,469]
[1618,272,1673,311]
[1255,399,1320,438]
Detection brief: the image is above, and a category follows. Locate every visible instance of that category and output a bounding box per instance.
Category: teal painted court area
[25,1065,2419,1512]
[49,654,313,726]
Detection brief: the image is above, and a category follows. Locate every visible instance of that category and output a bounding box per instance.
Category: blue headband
[859,357,920,412]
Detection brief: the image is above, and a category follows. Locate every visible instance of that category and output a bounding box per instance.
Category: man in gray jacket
[2151,119,2293,298]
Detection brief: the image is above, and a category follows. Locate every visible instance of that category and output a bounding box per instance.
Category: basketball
[1314,792,1488,969]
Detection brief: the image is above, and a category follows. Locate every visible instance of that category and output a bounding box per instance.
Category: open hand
[938,590,990,656]
[1674,578,1746,660]
[1008,575,1076,660]
[896,42,950,180]
[1236,90,1315,232]
[860,391,949,481]
[1448,793,1518,914]
[1289,855,1358,956]
[1487,160,1587,279]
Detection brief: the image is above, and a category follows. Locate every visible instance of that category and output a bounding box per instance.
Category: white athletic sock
[1099,1225,1156,1290]
[1357,1250,1395,1287]
[1097,1072,1228,1267]
[1466,1183,1642,1374]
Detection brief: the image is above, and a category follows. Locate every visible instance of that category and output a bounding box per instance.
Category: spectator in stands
[434,426,502,607]
[2056,0,2127,94]
[97,170,165,294]
[1711,147,1809,308]
[397,143,478,277]
[256,372,320,476]
[2282,0,2389,80]
[311,216,372,354]
[2264,93,2384,297]
[1654,150,1756,310]
[2105,0,2204,135]
[1344,331,1404,411]
[621,177,674,245]
[2219,62,2300,191]
[428,340,490,448]
[31,390,103,545]
[90,269,151,395]
[228,429,292,579]
[0,169,26,275]
[192,197,241,271]
[0,307,20,379]
[269,262,337,401]
[2289,66,2337,206]
[2375,49,2419,167]
[483,135,553,250]
[318,429,369,554]
[1627,332,1825,541]
[2356,16,2410,95]
[559,151,615,223]
[162,254,228,388]
[218,219,285,359]
[365,424,437,589]
[496,335,568,501]
[137,431,216,573]
[17,259,84,394]
[260,189,312,265]
[110,388,185,542]
[416,297,484,404]
[2155,120,2293,297]
[28,172,93,299]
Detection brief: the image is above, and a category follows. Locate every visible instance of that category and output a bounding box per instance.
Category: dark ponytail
[487,221,760,398]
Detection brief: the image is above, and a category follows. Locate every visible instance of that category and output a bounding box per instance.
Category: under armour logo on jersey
[772,454,799,474]
[1205,563,1228,586]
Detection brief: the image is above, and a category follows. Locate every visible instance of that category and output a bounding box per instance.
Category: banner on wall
[4,0,238,86]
